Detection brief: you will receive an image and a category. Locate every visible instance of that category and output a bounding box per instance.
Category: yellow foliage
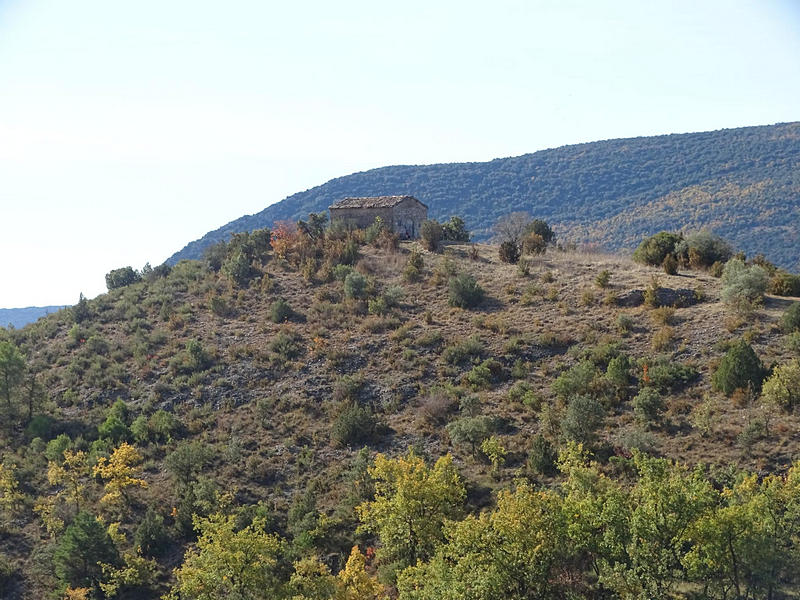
[336,546,386,600]
[63,587,91,600]
[93,442,147,510]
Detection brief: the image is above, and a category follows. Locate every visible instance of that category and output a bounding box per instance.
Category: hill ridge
[168,121,800,270]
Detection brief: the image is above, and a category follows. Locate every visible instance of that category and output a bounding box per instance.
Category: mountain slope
[0,306,65,329]
[168,122,800,270]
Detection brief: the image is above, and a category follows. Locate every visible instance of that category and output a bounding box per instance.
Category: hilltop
[169,122,800,270]
[2,221,800,598]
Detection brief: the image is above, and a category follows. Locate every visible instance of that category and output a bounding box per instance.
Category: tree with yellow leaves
[336,546,386,600]
[93,442,147,512]
[356,451,465,572]
[0,461,25,530]
[47,450,90,513]
[165,512,283,600]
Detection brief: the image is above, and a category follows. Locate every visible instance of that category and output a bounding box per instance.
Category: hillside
[2,223,800,598]
[169,122,800,270]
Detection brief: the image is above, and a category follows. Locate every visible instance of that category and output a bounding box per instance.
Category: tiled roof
[329,195,424,209]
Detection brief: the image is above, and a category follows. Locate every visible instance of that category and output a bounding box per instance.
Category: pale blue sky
[1,0,798,307]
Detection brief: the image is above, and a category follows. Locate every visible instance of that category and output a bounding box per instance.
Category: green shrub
[98,415,130,442]
[105,266,141,290]
[343,271,367,299]
[720,258,768,312]
[606,354,631,389]
[761,359,800,411]
[420,219,443,251]
[712,339,765,396]
[552,360,597,400]
[782,302,800,333]
[498,241,520,264]
[441,216,470,242]
[643,359,698,392]
[368,296,388,316]
[23,415,52,441]
[527,434,557,476]
[527,219,555,245]
[270,298,293,323]
[223,249,258,287]
[463,359,504,390]
[442,336,484,365]
[633,387,664,426]
[675,230,733,268]
[208,294,233,317]
[616,313,634,334]
[333,264,354,281]
[134,508,170,557]
[54,512,119,589]
[448,273,484,308]
[769,272,800,297]
[446,415,493,457]
[561,395,605,445]
[269,332,303,361]
[662,254,678,275]
[595,270,611,288]
[331,403,377,447]
[632,232,683,266]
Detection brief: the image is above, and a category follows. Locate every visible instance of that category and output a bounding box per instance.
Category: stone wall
[329,199,428,239]
[329,207,394,230]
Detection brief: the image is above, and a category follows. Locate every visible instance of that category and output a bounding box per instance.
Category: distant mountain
[0,306,65,329]
[168,122,800,271]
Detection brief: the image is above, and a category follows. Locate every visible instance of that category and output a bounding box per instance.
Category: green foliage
[551,360,597,400]
[633,387,664,426]
[0,340,25,425]
[633,231,683,267]
[595,270,611,288]
[343,271,367,299]
[675,230,733,268]
[397,480,567,600]
[420,219,443,251]
[769,271,800,297]
[448,273,484,308]
[561,395,605,445]
[526,219,555,245]
[605,354,631,390]
[442,335,484,365]
[712,339,765,396]
[761,359,800,411]
[721,258,768,311]
[642,358,698,392]
[441,216,470,242]
[54,512,119,590]
[134,508,170,558]
[782,302,800,333]
[357,452,465,571]
[464,359,504,390]
[72,293,91,323]
[105,266,141,291]
[446,416,493,457]
[527,434,557,476]
[331,403,377,448]
[498,240,520,264]
[167,513,283,600]
[269,298,293,323]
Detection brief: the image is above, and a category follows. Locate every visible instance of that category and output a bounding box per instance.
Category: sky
[1,0,799,308]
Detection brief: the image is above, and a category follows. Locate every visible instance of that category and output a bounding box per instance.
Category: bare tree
[492,212,533,246]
